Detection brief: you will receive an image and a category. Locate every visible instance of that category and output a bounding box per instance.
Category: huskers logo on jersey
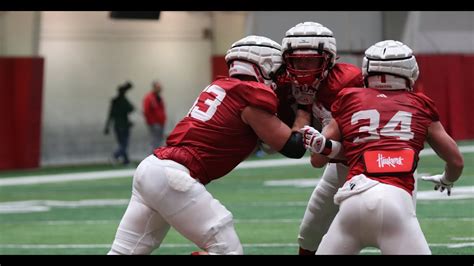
[292,83,315,105]
[363,149,415,174]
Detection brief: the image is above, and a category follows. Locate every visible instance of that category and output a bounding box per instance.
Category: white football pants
[298,163,348,252]
[316,175,430,255]
[108,155,243,255]
[298,163,419,253]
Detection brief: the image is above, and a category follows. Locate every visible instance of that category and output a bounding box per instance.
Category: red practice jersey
[275,63,363,127]
[316,63,364,111]
[154,77,278,185]
[331,87,440,194]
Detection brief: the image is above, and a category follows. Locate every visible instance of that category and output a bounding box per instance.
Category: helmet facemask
[284,50,331,88]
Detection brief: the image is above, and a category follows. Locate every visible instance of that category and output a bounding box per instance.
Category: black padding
[279,132,306,159]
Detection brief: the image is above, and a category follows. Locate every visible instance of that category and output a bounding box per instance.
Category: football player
[274,22,364,254]
[300,40,464,254]
[107,35,306,255]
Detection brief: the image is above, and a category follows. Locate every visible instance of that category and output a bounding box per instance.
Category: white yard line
[1,145,473,187]
[0,199,130,214]
[452,237,474,241]
[420,145,474,156]
[0,169,136,186]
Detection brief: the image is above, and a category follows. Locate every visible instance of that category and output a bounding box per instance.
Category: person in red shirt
[300,40,464,254]
[273,22,364,255]
[107,35,306,255]
[143,80,167,152]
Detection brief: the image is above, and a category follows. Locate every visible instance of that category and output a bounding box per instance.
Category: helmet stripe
[231,44,281,51]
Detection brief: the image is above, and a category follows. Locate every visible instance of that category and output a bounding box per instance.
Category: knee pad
[307,178,339,213]
[298,183,340,251]
[298,164,347,251]
[306,163,348,213]
[202,215,243,255]
[109,227,155,255]
[323,163,348,188]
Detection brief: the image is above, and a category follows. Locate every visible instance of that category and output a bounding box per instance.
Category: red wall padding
[414,55,474,140]
[211,55,228,81]
[0,57,44,170]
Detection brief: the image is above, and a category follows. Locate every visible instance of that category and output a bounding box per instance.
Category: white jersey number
[188,85,226,122]
[352,110,414,143]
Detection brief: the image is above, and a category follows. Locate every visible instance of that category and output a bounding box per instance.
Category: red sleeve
[344,69,364,88]
[239,82,278,114]
[330,90,345,120]
[318,63,364,110]
[415,92,440,122]
[333,63,364,90]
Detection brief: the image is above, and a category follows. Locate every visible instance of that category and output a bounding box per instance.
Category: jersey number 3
[188,85,226,122]
[351,110,414,143]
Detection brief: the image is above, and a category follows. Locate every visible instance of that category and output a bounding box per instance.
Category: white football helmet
[281,22,337,89]
[362,40,419,90]
[225,35,282,88]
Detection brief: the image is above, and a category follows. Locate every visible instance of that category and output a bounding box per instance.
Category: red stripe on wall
[211,55,228,81]
[415,54,474,140]
[0,57,44,170]
[0,59,15,169]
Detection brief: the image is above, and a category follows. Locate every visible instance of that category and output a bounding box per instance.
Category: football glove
[299,125,326,154]
[421,172,454,196]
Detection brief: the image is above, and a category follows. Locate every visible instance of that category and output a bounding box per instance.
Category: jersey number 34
[351,109,414,143]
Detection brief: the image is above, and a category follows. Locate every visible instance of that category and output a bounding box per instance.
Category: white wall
[211,12,248,54]
[403,11,474,53]
[248,11,383,51]
[247,11,383,66]
[39,11,212,165]
[0,11,40,56]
